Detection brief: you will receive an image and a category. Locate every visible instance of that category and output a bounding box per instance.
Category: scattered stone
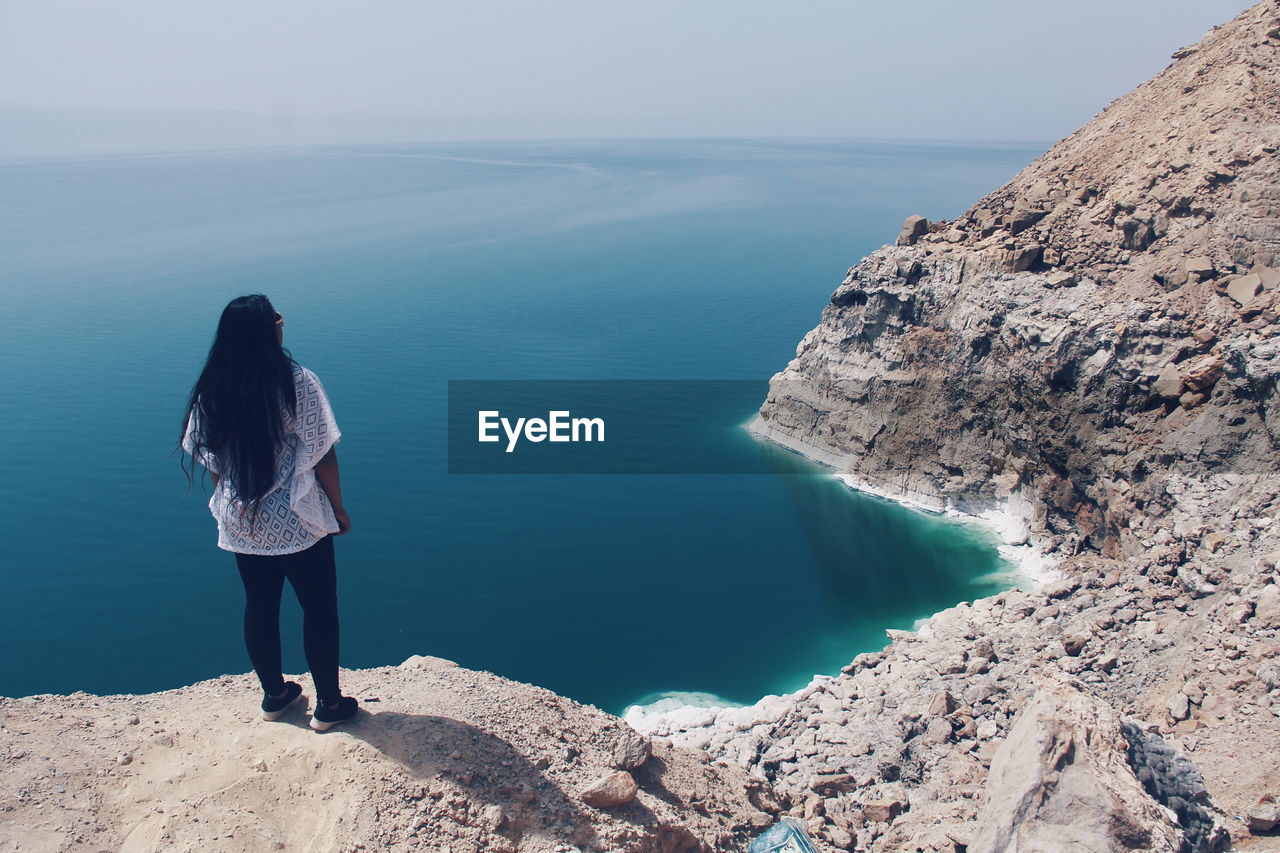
[580,771,638,808]
[1192,327,1216,346]
[927,690,956,717]
[1063,634,1088,656]
[611,726,651,771]
[1009,203,1048,236]
[896,215,929,247]
[1226,273,1263,306]
[1202,532,1228,553]
[480,804,505,830]
[1154,363,1184,400]
[1010,244,1042,271]
[1166,693,1191,722]
[1185,256,1215,280]
[922,717,953,746]
[1255,585,1280,629]
[861,797,906,824]
[810,773,858,796]
[1180,391,1206,410]
[1119,217,1155,251]
[1158,265,1190,289]
[1182,355,1223,393]
[1247,795,1280,833]
[1258,662,1280,691]
[1253,263,1280,291]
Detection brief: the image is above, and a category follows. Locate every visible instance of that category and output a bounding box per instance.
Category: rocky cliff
[755,1,1280,556]
[638,2,1280,851]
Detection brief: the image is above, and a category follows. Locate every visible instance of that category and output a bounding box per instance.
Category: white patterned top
[183,365,342,555]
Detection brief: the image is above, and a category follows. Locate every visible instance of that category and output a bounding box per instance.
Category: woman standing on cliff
[181,294,359,731]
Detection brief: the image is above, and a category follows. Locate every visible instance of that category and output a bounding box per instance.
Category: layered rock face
[637,2,1280,851]
[756,1,1280,556]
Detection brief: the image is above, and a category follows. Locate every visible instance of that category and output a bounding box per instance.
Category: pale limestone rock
[1166,692,1191,722]
[969,682,1184,853]
[399,654,458,669]
[922,717,953,746]
[1255,584,1280,629]
[1254,264,1280,291]
[1226,272,1263,305]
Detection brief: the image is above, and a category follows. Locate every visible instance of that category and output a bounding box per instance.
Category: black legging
[234,535,340,704]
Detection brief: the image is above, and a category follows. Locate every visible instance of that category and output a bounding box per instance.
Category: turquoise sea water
[0,139,1041,713]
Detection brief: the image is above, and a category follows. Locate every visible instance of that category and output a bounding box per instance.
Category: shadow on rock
[344,710,601,849]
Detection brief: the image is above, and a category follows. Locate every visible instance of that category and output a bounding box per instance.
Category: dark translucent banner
[447,380,784,474]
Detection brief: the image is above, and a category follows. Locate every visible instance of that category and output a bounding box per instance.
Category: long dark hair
[181,294,297,517]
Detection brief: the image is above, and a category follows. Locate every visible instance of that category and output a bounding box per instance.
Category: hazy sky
[0,0,1258,141]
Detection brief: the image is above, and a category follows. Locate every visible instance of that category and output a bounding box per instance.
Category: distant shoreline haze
[0,102,1063,156]
[0,1,1252,150]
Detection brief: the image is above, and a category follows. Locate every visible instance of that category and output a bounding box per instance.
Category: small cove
[0,139,1042,713]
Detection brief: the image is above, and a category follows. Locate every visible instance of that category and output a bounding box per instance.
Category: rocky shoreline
[627,2,1280,850]
[748,415,1059,584]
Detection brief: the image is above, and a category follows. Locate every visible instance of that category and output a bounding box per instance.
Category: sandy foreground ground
[0,656,777,853]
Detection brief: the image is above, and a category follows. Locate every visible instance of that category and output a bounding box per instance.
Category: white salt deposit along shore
[626,422,1058,736]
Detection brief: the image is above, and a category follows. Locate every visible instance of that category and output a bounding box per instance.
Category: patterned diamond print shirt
[183,365,342,555]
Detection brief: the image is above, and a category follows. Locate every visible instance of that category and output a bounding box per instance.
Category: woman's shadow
[324,708,669,849]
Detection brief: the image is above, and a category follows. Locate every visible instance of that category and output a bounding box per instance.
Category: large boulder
[969,681,1187,853]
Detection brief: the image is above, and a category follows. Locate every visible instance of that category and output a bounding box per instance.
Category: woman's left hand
[333,506,351,535]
